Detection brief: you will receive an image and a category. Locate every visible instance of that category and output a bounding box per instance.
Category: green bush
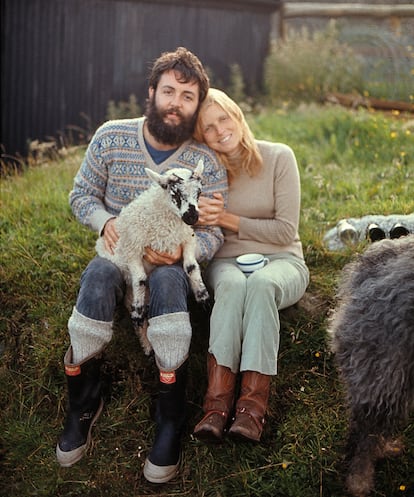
[227,63,247,104]
[264,22,363,104]
[106,94,141,121]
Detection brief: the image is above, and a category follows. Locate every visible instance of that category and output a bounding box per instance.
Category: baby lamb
[95,160,209,350]
[328,235,414,497]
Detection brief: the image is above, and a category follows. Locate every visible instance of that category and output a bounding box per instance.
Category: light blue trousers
[204,253,309,376]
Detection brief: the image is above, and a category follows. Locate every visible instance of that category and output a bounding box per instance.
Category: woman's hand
[103,218,119,255]
[198,193,225,226]
[144,245,183,266]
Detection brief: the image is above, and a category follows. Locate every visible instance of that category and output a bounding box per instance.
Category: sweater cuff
[89,210,116,235]
[238,216,250,240]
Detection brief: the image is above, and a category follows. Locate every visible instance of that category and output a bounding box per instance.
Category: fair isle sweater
[69,117,228,262]
[214,140,305,260]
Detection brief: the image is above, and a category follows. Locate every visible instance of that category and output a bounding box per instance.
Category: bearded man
[56,47,227,484]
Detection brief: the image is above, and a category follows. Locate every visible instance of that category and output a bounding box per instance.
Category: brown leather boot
[228,371,270,442]
[193,354,236,443]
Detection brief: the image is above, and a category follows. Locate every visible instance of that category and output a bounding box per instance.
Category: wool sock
[68,307,113,363]
[147,311,191,372]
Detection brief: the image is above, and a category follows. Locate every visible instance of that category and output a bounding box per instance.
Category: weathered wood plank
[283,3,414,19]
[325,92,414,113]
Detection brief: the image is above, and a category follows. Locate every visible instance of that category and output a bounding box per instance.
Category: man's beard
[145,97,197,146]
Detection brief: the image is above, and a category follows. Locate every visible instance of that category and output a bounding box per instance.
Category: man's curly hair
[148,47,210,105]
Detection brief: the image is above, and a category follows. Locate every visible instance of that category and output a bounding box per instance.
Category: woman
[193,88,309,443]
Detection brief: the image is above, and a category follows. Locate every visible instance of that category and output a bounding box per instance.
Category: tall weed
[106,94,142,121]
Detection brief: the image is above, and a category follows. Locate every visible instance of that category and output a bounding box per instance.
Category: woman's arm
[198,193,240,233]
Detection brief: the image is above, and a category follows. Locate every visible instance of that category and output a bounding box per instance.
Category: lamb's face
[145,160,204,226]
[165,169,203,225]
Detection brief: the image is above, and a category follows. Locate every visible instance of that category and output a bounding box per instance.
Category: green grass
[1,106,413,497]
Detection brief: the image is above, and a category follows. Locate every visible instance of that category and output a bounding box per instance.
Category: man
[56,47,227,484]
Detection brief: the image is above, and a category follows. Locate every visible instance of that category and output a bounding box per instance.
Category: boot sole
[56,398,104,467]
[193,428,224,444]
[228,426,260,443]
[143,457,180,483]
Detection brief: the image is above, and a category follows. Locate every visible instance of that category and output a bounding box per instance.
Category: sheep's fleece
[95,160,209,353]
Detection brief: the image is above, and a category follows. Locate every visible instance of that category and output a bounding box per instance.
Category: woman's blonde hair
[193,88,262,182]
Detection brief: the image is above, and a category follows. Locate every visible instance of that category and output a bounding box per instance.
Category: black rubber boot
[143,361,188,483]
[56,346,103,467]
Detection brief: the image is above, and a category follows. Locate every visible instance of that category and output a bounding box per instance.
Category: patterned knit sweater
[69,117,228,262]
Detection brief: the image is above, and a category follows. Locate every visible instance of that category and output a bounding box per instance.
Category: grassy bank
[1,105,413,497]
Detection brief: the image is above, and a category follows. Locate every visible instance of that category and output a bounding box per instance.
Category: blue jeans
[76,256,190,322]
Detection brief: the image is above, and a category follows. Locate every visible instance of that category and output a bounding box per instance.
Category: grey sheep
[328,235,414,497]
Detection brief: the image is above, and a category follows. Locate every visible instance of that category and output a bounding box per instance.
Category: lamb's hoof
[132,317,145,329]
[195,287,209,304]
[131,305,145,328]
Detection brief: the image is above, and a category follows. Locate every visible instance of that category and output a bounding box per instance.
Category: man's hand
[198,193,225,226]
[103,218,119,255]
[144,245,183,266]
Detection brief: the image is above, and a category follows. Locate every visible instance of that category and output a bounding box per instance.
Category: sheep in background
[328,235,414,497]
[96,160,209,353]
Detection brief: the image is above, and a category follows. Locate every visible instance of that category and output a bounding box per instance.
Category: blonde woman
[193,88,309,443]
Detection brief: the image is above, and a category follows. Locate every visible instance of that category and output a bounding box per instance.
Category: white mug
[236,253,269,275]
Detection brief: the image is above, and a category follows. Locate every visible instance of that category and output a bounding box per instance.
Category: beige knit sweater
[214,140,304,260]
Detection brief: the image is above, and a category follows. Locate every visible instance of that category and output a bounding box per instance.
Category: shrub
[264,21,363,104]
[106,94,141,121]
[227,63,247,103]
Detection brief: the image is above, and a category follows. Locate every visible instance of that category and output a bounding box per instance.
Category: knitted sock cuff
[68,306,113,363]
[147,311,191,372]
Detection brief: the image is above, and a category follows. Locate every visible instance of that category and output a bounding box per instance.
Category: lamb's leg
[182,240,209,304]
[128,260,148,328]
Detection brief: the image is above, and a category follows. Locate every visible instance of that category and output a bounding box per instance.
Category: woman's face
[199,103,242,156]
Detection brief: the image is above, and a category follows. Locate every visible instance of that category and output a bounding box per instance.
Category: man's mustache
[163,107,183,119]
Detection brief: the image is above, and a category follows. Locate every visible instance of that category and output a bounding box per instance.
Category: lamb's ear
[145,168,165,186]
[193,159,204,179]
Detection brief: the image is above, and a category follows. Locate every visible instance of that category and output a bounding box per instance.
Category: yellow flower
[315,352,321,358]
[282,462,288,470]
[390,131,397,139]
[399,485,406,491]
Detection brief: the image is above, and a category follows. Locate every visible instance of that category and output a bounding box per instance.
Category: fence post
[279,1,286,41]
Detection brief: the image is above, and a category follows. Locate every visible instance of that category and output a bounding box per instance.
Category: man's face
[146,69,200,146]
